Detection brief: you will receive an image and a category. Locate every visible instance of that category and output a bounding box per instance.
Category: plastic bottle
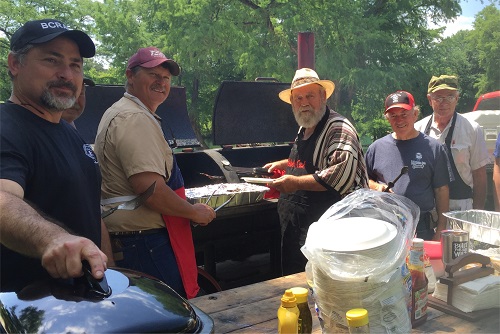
[290,287,312,334]
[407,238,428,328]
[423,247,436,293]
[277,289,299,334]
[346,308,370,334]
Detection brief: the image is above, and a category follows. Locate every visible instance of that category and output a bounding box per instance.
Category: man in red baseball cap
[365,90,450,241]
[94,47,215,299]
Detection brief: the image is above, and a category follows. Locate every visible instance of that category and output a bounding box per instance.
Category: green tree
[89,0,463,144]
[468,4,500,94]
[5,0,492,146]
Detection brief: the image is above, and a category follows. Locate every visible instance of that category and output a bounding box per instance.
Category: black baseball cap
[10,19,95,58]
[384,91,415,113]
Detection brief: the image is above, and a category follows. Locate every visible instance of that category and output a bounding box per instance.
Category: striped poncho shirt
[309,109,369,196]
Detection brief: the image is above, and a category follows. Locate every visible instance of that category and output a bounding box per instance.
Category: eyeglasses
[431,95,457,103]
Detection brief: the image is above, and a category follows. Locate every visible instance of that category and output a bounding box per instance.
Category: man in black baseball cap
[10,19,95,57]
[365,90,450,241]
[1,19,111,292]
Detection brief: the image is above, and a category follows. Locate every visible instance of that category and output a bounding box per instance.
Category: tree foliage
[1,0,498,144]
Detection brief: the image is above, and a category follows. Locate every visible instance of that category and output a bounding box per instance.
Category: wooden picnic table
[190,272,500,333]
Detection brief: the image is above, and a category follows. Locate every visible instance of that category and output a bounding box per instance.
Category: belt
[109,228,165,237]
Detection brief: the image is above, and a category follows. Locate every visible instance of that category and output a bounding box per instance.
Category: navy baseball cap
[10,19,95,58]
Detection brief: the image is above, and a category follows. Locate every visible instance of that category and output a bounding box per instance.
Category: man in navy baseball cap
[10,19,95,57]
[1,19,111,291]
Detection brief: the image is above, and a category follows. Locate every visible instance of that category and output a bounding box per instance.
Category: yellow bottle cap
[281,289,297,307]
[290,287,308,304]
[346,308,369,327]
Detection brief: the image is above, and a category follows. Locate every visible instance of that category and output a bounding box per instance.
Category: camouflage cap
[428,75,459,94]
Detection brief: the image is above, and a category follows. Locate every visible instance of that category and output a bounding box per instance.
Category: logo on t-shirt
[83,144,98,164]
[411,152,426,169]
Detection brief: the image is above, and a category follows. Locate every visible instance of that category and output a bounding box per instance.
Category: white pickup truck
[462,109,500,157]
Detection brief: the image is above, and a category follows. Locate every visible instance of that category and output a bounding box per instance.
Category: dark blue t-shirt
[365,132,450,213]
[0,103,102,290]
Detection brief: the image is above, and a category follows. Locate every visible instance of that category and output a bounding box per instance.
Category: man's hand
[190,203,216,226]
[271,175,299,194]
[264,159,288,173]
[41,234,108,280]
[0,189,108,281]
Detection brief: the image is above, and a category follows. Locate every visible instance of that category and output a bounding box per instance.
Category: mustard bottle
[290,287,312,334]
[346,308,370,334]
[277,289,299,334]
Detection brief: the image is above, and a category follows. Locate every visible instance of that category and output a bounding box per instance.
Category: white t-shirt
[415,113,490,211]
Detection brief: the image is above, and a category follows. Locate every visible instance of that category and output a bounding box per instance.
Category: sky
[432,0,499,37]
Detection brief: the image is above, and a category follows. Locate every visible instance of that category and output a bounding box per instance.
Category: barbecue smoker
[78,79,298,287]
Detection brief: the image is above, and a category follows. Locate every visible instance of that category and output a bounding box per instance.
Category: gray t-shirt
[365,132,450,212]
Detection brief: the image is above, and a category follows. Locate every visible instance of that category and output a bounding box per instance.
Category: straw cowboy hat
[279,68,335,104]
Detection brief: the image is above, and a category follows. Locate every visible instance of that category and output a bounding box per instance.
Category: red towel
[162,187,199,299]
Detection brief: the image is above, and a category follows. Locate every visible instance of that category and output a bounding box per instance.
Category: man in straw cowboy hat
[264,68,368,275]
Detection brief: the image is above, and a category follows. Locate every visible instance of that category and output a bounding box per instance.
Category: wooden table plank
[191,272,500,334]
[192,273,308,314]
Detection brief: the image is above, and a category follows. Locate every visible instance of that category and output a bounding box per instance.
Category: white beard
[293,103,327,128]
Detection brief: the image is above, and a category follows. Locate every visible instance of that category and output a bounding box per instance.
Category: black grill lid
[212,81,298,145]
[76,85,199,147]
[0,267,214,333]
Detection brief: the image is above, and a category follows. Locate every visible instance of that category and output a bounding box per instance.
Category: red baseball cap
[384,91,415,113]
[127,47,180,76]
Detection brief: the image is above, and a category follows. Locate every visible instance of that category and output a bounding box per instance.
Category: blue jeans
[112,230,186,298]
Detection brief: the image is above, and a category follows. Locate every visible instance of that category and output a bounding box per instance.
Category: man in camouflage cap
[415,75,490,213]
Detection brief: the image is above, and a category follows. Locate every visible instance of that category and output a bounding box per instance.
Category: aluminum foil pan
[185,183,270,208]
[444,210,500,247]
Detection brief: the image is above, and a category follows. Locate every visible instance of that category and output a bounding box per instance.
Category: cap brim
[138,59,180,76]
[31,30,95,58]
[428,85,458,93]
[278,80,335,104]
[385,103,413,113]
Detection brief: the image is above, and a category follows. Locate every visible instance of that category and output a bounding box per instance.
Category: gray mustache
[48,81,78,94]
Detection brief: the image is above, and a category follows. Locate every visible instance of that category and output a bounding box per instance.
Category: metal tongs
[192,192,236,228]
[384,166,408,192]
[214,193,237,212]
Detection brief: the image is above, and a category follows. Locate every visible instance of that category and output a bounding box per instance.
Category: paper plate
[306,217,397,252]
[241,177,274,184]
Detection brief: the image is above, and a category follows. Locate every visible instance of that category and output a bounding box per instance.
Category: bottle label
[452,240,468,259]
[409,249,424,269]
[413,286,428,320]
